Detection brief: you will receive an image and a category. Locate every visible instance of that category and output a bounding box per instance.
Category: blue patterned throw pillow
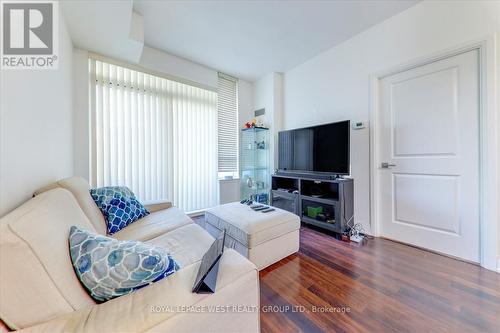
[69,226,179,302]
[90,186,149,234]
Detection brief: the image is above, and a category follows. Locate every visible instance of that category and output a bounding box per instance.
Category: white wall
[0,7,75,217]
[73,48,90,179]
[238,79,254,126]
[140,46,218,89]
[219,179,240,204]
[253,73,283,171]
[281,0,499,238]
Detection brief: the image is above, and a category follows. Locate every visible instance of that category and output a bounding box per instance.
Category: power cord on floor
[346,219,374,241]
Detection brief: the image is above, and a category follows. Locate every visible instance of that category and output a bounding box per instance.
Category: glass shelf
[240,127,270,203]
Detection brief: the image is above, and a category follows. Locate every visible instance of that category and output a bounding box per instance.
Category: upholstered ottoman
[205,202,300,270]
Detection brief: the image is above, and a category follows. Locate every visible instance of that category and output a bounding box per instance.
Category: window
[89,58,218,212]
[217,72,239,178]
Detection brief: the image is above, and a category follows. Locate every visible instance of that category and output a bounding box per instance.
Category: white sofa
[0,177,260,333]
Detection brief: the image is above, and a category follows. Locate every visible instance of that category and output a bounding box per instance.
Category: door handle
[381,162,396,169]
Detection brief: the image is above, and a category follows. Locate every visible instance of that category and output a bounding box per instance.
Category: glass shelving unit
[240,127,270,203]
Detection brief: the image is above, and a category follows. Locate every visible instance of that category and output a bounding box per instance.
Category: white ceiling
[62,1,145,63]
[134,0,419,81]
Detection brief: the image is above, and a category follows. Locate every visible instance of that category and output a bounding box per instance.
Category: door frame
[369,35,499,271]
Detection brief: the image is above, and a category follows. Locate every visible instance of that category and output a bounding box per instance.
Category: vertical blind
[217,73,238,173]
[89,58,218,212]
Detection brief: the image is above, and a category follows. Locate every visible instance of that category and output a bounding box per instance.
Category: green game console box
[307,206,323,219]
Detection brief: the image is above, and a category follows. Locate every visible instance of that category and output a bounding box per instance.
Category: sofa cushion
[90,186,149,234]
[0,189,96,329]
[69,226,179,302]
[16,249,259,333]
[146,224,216,268]
[112,207,193,242]
[34,177,108,235]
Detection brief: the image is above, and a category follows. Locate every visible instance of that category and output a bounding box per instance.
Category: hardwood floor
[259,226,500,333]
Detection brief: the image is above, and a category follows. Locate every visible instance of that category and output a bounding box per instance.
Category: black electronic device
[278,120,350,175]
[253,206,268,211]
[316,213,326,222]
[262,208,275,213]
[192,229,226,293]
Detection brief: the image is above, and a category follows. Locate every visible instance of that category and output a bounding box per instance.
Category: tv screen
[278,120,350,175]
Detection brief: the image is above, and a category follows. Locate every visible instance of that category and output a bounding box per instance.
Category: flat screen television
[278,120,350,175]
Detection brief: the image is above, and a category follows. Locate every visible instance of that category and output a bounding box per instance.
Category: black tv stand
[275,171,346,181]
[270,173,354,235]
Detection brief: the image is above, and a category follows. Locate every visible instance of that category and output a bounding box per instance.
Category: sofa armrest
[33,182,60,196]
[144,201,172,212]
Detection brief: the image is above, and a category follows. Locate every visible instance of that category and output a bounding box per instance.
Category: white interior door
[377,49,480,262]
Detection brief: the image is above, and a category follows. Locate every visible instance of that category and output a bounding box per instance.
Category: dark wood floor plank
[260,280,325,333]
[260,226,500,333]
[299,227,500,310]
[261,264,351,332]
[260,283,305,333]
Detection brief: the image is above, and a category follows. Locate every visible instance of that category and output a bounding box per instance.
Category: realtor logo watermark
[1,1,58,69]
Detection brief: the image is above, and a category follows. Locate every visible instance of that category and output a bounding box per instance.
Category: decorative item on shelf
[255,193,268,204]
[244,118,257,129]
[244,118,266,129]
[256,140,266,149]
[256,118,265,128]
[246,177,254,188]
